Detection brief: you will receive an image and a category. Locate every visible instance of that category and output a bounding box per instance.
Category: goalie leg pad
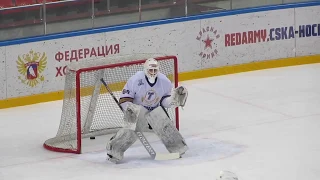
[106,128,137,162]
[145,106,188,155]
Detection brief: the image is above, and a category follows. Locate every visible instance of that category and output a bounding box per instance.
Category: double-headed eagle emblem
[17,50,47,87]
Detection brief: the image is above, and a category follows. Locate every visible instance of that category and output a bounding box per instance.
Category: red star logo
[202,35,214,49]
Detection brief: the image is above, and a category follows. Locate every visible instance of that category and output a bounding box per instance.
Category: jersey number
[122,89,130,94]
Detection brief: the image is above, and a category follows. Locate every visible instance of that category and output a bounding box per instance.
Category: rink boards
[0,2,319,108]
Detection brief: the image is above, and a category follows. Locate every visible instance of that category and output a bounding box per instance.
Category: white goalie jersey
[119,71,173,111]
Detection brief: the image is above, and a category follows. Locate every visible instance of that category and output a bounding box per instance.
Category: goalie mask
[144,58,159,83]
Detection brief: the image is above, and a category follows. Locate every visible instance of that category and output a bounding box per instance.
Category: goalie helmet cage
[43,55,179,154]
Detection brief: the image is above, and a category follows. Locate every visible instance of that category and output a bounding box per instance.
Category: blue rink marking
[75,136,245,169]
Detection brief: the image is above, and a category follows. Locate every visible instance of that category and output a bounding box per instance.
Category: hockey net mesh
[44,54,178,153]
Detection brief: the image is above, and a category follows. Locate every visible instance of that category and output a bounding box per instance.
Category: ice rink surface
[1,63,320,180]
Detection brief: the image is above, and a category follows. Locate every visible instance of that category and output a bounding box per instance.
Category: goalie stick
[100,78,180,161]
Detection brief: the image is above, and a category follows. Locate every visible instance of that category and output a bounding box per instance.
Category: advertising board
[1,4,320,101]
[294,6,320,56]
[0,47,5,100]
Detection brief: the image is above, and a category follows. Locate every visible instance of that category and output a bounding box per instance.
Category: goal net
[43,54,179,154]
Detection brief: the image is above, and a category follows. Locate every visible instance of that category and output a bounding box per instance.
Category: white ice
[1,63,320,180]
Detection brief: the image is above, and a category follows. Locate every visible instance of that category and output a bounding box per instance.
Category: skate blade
[154,153,180,160]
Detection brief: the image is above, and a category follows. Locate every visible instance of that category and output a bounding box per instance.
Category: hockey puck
[90,137,95,140]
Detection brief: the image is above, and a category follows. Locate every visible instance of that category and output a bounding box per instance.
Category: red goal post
[43,55,179,154]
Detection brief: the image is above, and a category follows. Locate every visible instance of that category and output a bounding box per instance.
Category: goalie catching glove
[168,86,188,108]
[162,86,188,108]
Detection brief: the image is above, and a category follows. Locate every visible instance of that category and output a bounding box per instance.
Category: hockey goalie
[105,58,189,163]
